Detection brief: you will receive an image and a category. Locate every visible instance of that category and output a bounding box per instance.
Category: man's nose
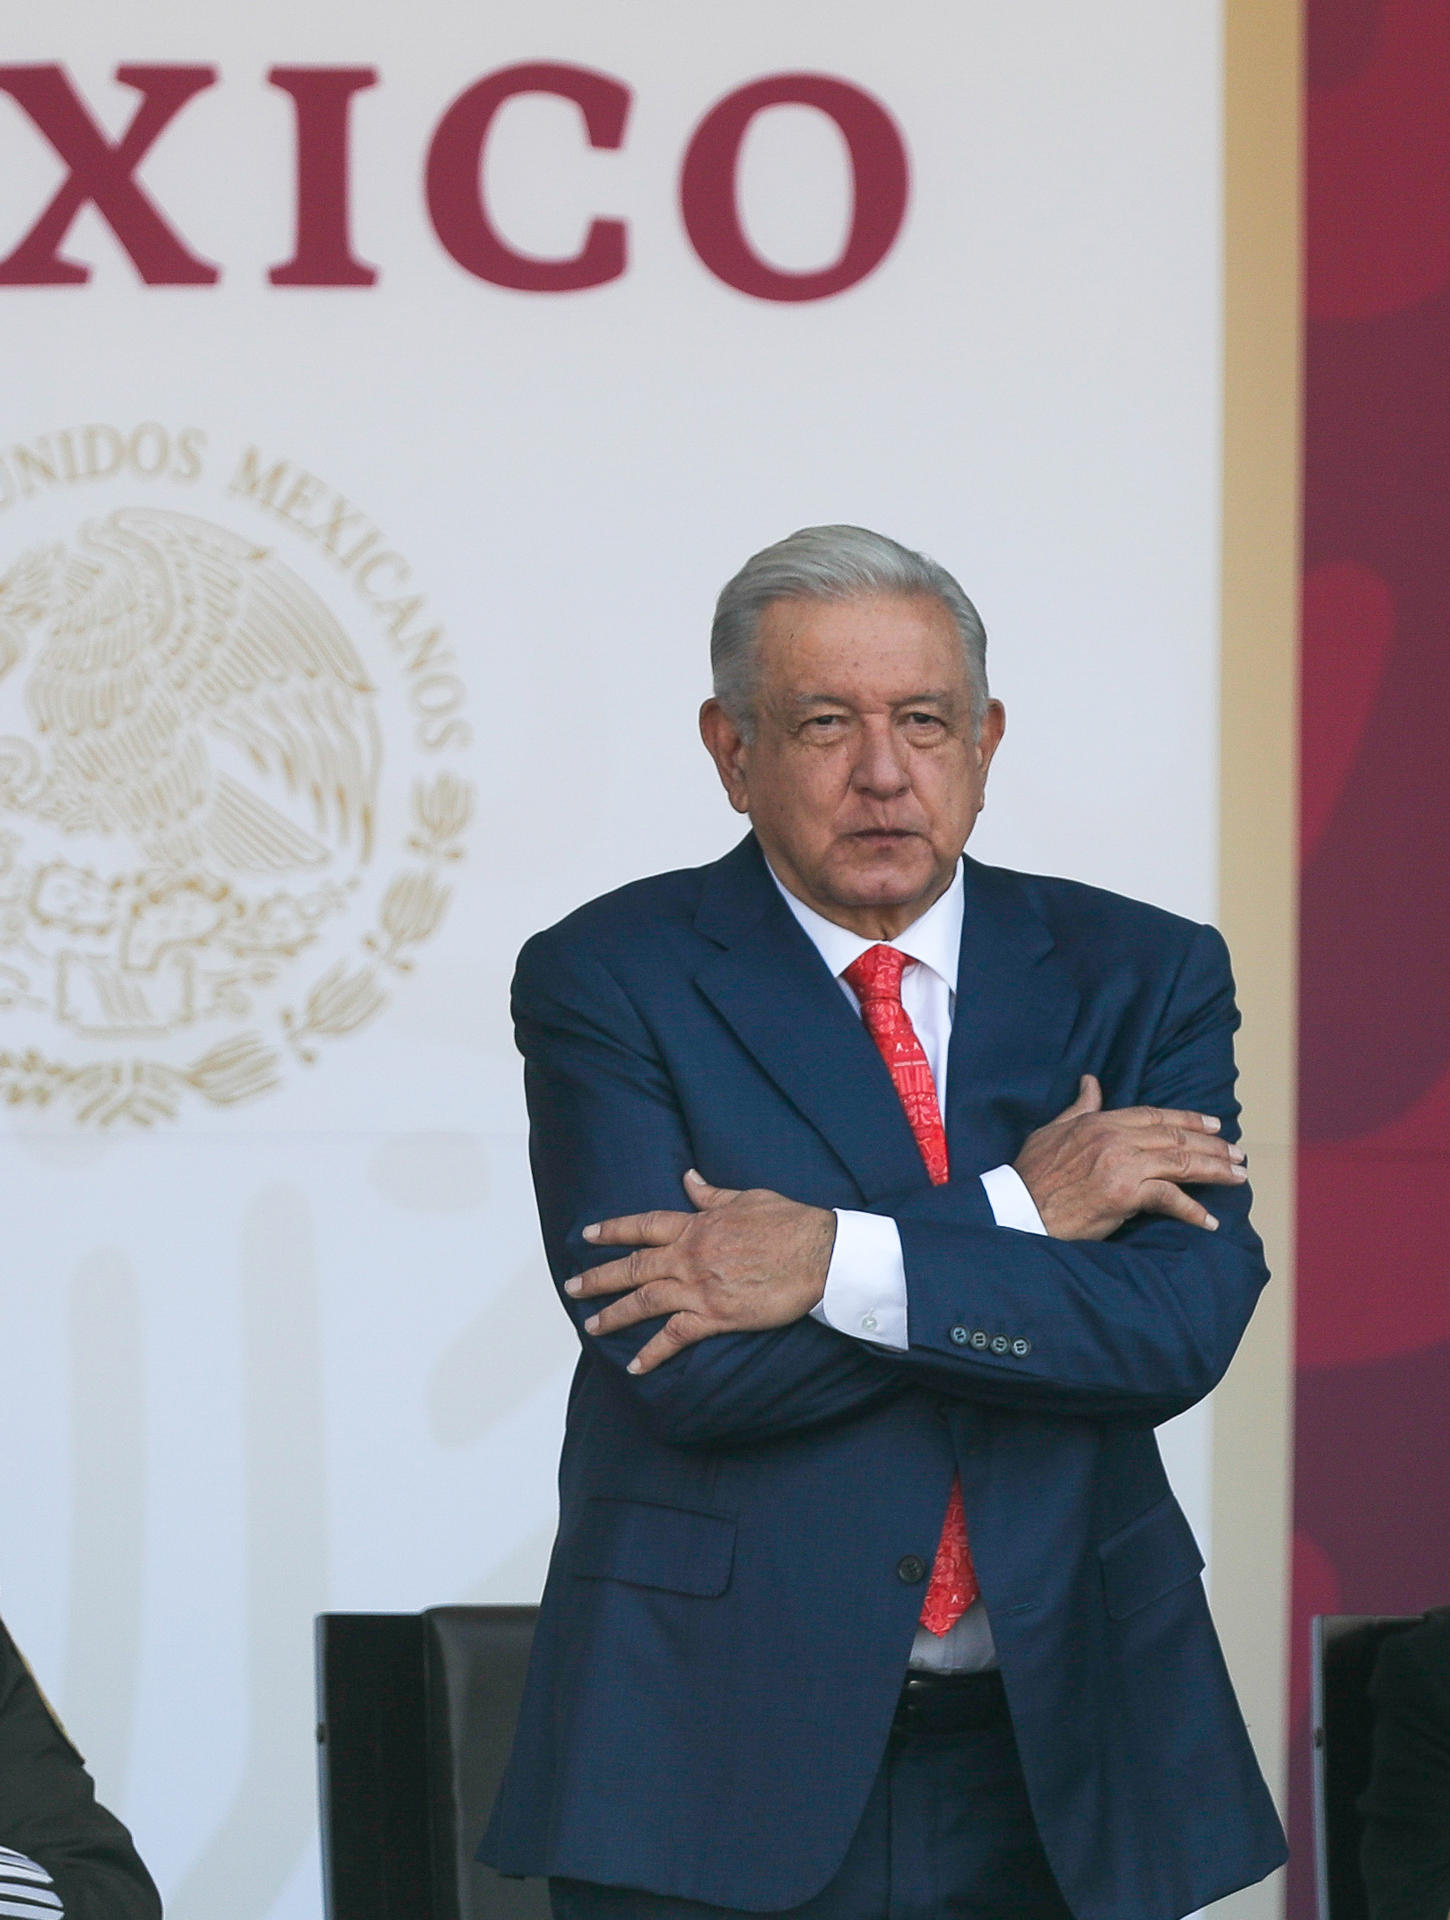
[851,721,910,797]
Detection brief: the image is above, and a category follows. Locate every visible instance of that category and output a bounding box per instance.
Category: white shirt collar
[767,858,965,992]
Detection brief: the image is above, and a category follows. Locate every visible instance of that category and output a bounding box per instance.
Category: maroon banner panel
[1293,0,1450,1910]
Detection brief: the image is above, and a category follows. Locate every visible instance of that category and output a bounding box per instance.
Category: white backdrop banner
[0,3,1222,1915]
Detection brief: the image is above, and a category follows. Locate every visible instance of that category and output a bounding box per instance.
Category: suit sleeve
[515,933,912,1448]
[878,922,1271,1423]
[0,1624,162,1920]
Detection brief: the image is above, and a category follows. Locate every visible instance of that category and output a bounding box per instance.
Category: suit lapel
[692,839,1082,1198]
[693,838,930,1204]
[945,857,1081,1169]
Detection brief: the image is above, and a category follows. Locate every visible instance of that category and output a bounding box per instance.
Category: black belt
[893,1668,1009,1735]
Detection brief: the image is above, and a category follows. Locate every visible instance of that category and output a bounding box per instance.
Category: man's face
[700,591,1006,939]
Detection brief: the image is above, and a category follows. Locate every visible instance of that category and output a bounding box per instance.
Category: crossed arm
[570,1078,1247,1374]
[517,922,1267,1444]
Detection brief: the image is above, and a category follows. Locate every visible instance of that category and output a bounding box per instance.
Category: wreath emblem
[0,501,471,1124]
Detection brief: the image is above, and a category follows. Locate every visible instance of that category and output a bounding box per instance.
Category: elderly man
[482,526,1287,1918]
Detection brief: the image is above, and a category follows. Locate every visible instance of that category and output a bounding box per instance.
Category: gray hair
[710,524,989,739]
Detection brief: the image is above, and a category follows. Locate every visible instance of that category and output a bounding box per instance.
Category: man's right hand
[1014,1075,1247,1241]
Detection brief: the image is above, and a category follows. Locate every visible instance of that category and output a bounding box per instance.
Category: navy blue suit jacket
[482,835,1287,1916]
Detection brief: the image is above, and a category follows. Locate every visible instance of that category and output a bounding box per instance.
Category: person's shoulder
[968,856,1216,962]
[515,855,719,992]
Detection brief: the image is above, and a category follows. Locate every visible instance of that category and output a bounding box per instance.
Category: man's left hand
[565,1170,836,1375]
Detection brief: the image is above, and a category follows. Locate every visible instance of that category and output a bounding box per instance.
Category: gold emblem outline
[0,471,474,1127]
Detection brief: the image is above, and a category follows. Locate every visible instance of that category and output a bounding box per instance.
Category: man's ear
[974,699,1006,795]
[699,699,751,814]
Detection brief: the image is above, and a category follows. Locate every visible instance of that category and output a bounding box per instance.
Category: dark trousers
[550,1673,1073,1920]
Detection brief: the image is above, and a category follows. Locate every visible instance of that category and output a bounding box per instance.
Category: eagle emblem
[0,506,381,871]
[0,439,472,1131]
[0,506,393,1057]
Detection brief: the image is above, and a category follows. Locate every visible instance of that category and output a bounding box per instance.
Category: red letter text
[425,63,629,292]
[680,74,909,302]
[0,64,219,285]
[268,66,378,287]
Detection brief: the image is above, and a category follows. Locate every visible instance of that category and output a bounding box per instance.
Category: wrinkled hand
[564,1170,837,1375]
[1014,1075,1247,1240]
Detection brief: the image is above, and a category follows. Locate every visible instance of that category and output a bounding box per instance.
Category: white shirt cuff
[810,1210,910,1350]
[809,1169,1047,1353]
[979,1163,1047,1234]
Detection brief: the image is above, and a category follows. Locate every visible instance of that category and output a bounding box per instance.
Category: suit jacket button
[970,1330,989,1350]
[897,1554,927,1584]
[990,1335,1009,1355]
[1011,1338,1031,1357]
[949,1325,969,1345]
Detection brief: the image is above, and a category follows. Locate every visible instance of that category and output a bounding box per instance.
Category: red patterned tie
[843,944,978,1635]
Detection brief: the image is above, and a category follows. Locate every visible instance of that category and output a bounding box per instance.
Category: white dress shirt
[768,860,1047,1672]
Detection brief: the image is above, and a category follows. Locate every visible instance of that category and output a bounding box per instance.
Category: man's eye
[806,715,843,731]
[905,712,944,729]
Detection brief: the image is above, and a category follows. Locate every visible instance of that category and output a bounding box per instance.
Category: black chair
[1311,1613,1420,1920]
[316,1605,548,1920]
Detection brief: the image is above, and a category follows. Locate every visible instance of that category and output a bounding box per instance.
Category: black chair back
[316,1606,548,1920]
[1311,1612,1419,1920]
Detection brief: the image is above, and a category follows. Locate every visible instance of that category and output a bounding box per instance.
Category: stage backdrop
[0,4,1238,1916]
[1290,0,1450,1912]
